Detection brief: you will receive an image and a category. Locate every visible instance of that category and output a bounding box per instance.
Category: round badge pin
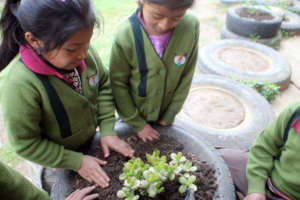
[174,55,186,66]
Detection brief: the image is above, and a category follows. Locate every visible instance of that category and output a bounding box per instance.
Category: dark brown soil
[237,7,274,21]
[68,135,218,200]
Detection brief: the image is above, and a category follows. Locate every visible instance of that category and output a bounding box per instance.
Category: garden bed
[67,135,217,200]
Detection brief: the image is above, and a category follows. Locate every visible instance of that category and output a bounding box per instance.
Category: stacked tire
[222,5,283,48]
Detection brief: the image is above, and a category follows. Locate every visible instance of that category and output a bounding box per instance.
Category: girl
[109,0,199,142]
[0,0,134,189]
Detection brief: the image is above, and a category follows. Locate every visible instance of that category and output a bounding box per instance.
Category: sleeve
[1,78,83,171]
[89,47,117,136]
[0,161,50,200]
[246,103,298,195]
[109,42,147,132]
[161,20,200,123]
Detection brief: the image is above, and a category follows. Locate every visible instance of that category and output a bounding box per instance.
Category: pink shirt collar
[19,45,86,83]
[292,117,300,136]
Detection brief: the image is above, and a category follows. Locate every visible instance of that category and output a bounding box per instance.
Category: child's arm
[0,161,50,200]
[88,47,117,136]
[160,21,199,124]
[0,79,83,171]
[246,102,298,195]
[89,47,134,156]
[109,42,147,132]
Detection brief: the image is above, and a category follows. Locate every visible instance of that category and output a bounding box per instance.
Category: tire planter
[32,123,236,200]
[175,74,275,150]
[197,39,291,90]
[283,0,300,14]
[226,5,283,38]
[253,0,300,14]
[220,0,243,5]
[221,26,282,48]
[281,9,300,34]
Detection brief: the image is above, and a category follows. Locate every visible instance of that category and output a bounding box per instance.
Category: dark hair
[0,0,98,70]
[138,0,195,10]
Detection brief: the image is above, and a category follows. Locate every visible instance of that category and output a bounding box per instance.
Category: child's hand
[77,155,110,188]
[244,193,266,200]
[137,124,160,142]
[100,135,135,158]
[66,185,99,200]
[157,120,171,126]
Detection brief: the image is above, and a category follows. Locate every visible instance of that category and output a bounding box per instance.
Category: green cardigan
[0,47,116,171]
[109,11,200,132]
[247,102,300,199]
[0,161,50,200]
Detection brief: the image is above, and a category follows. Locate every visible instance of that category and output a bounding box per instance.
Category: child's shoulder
[111,14,136,46]
[286,101,300,112]
[0,55,35,81]
[113,15,133,36]
[179,11,200,28]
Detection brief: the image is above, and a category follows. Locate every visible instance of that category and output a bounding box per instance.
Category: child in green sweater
[0,161,98,200]
[0,0,134,190]
[109,0,199,142]
[219,102,300,200]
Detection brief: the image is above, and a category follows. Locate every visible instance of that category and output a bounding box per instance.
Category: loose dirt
[45,135,217,200]
[236,7,274,21]
[183,86,245,129]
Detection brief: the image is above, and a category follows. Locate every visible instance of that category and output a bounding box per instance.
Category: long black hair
[138,0,195,10]
[0,0,98,70]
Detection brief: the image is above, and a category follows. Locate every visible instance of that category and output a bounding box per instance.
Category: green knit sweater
[0,161,50,200]
[109,11,199,132]
[247,102,300,199]
[0,47,116,171]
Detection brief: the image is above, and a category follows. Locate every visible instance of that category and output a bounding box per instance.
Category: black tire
[221,26,282,48]
[44,123,236,200]
[220,0,243,5]
[287,0,300,14]
[226,5,283,38]
[281,9,300,34]
[253,0,300,15]
[197,39,291,90]
[175,74,276,150]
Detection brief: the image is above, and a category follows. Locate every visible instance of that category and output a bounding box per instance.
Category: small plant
[117,151,197,200]
[247,7,257,14]
[241,0,255,6]
[280,30,290,39]
[260,82,281,102]
[249,33,260,42]
[236,79,280,102]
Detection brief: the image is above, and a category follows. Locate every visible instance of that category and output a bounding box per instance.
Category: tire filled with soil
[175,75,275,150]
[44,123,236,200]
[226,5,282,38]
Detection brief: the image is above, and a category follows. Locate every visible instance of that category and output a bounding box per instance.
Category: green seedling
[117,151,198,200]
[235,79,280,102]
[249,34,260,42]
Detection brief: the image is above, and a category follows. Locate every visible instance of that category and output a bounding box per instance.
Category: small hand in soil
[244,193,266,200]
[100,135,135,158]
[77,155,110,188]
[66,185,99,200]
[157,120,171,126]
[137,124,160,142]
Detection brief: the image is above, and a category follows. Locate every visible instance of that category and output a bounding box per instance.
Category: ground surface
[0,0,300,183]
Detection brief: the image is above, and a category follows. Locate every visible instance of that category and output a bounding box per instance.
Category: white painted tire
[197,39,291,90]
[175,74,276,150]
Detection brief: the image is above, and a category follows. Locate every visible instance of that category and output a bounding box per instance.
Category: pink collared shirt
[19,45,86,84]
